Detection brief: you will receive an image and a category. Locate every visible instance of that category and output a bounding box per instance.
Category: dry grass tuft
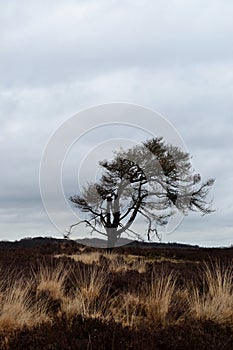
[145,270,177,328]
[131,259,147,274]
[189,261,233,324]
[35,263,68,301]
[68,252,101,265]
[110,292,144,328]
[0,256,233,335]
[103,253,147,274]
[54,252,101,265]
[62,264,110,319]
[0,280,48,330]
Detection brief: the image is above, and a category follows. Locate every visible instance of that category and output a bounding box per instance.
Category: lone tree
[67,137,214,247]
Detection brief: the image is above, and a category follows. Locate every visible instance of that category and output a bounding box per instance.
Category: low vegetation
[0,241,233,349]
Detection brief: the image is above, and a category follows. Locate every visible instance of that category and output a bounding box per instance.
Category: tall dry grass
[0,257,233,333]
[189,261,233,324]
[62,264,110,319]
[145,270,178,327]
[110,292,144,328]
[0,279,48,330]
[34,263,69,300]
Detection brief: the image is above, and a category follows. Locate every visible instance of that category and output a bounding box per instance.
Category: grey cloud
[0,0,232,246]
[1,1,233,87]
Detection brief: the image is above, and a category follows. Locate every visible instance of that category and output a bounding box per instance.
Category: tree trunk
[106,228,118,250]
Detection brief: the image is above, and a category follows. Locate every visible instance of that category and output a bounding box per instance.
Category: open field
[0,238,233,349]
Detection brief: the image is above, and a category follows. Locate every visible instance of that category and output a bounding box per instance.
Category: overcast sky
[1,0,233,246]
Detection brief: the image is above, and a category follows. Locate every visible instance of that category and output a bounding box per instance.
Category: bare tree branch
[65,220,107,239]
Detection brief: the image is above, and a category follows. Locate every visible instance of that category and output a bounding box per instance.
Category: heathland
[0,237,233,349]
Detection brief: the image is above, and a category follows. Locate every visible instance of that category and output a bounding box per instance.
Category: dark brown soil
[1,316,233,350]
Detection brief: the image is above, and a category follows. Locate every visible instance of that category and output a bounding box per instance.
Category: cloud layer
[0,0,233,246]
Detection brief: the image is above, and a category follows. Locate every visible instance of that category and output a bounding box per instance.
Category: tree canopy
[68,137,214,247]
